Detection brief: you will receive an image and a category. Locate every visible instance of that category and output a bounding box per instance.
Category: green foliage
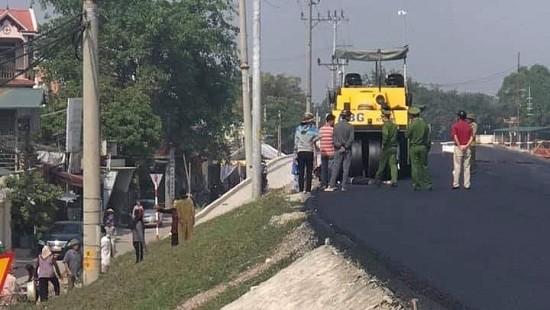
[409,81,504,140]
[5,172,63,234]
[262,73,305,154]
[18,192,302,310]
[497,64,550,126]
[38,0,239,160]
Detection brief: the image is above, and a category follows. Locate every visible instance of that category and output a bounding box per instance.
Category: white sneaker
[324,187,336,192]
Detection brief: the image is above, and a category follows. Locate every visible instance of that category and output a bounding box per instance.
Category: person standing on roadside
[36,245,61,301]
[466,113,478,172]
[325,110,354,192]
[452,110,474,189]
[319,114,336,189]
[157,200,180,246]
[175,190,196,242]
[63,239,83,290]
[373,109,398,187]
[405,107,433,191]
[132,200,143,219]
[131,208,146,263]
[294,112,321,193]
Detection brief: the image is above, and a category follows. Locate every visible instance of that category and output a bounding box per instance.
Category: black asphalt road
[314,145,550,310]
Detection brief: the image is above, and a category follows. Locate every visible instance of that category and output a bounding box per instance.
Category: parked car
[36,221,83,257]
[140,199,165,228]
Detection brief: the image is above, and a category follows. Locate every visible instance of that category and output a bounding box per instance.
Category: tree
[497,64,550,126]
[37,0,239,160]
[261,73,306,154]
[5,172,63,234]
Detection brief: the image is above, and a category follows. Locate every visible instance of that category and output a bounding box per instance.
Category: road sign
[0,252,14,290]
[149,173,163,190]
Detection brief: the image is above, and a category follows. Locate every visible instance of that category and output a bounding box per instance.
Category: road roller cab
[332,46,411,177]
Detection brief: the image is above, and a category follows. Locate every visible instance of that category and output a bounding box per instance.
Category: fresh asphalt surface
[314,145,550,310]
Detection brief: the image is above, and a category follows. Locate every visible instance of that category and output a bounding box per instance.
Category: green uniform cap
[408,106,421,116]
[467,113,475,120]
[381,109,392,116]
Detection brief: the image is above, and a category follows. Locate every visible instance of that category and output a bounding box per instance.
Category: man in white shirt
[100,226,112,273]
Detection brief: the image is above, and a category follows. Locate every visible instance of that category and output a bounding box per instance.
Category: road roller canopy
[334,46,409,62]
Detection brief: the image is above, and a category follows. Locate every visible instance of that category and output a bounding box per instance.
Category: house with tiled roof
[0,6,43,171]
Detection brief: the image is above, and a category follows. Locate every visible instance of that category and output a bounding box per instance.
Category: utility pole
[301,0,323,113]
[251,0,262,199]
[238,0,252,178]
[317,10,348,93]
[277,110,281,157]
[82,0,100,285]
[165,144,175,207]
[515,52,520,128]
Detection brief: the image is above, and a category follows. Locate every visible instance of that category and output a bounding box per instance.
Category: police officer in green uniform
[416,105,431,168]
[373,109,398,187]
[405,107,433,191]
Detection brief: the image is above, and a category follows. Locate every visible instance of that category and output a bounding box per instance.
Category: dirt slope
[222,245,404,310]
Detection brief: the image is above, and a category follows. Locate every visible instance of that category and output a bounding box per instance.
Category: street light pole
[238,0,253,178]
[82,0,101,285]
[251,0,262,199]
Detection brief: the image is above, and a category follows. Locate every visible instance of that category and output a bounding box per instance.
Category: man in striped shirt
[319,114,336,188]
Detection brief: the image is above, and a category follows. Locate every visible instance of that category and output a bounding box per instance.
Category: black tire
[350,140,364,177]
[397,133,411,178]
[367,136,381,178]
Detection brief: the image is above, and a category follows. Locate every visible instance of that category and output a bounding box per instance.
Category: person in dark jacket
[325,110,355,192]
[131,208,146,263]
[156,201,180,246]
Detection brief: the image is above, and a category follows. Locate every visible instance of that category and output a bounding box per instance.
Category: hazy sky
[5,0,549,105]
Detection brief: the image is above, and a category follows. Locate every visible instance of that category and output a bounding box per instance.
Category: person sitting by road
[63,239,83,290]
[100,226,112,273]
[294,112,321,194]
[325,110,354,192]
[0,266,17,306]
[36,245,61,302]
[156,200,180,246]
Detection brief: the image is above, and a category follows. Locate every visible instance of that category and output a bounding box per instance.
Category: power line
[422,67,515,88]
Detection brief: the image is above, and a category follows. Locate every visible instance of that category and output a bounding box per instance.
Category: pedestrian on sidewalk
[174,190,196,243]
[132,200,143,219]
[373,109,398,187]
[36,245,61,301]
[405,107,433,191]
[452,110,474,189]
[157,201,180,246]
[100,226,111,273]
[319,113,336,188]
[63,239,82,290]
[131,208,146,263]
[294,112,321,193]
[467,113,478,172]
[326,110,354,192]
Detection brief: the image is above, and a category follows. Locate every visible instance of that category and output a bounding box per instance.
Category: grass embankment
[20,192,303,310]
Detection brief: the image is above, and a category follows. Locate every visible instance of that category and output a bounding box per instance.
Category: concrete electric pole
[238,0,253,178]
[317,10,348,93]
[302,1,337,112]
[82,0,100,285]
[251,0,262,199]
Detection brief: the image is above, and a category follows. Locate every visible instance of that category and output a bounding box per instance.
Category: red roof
[0,8,37,32]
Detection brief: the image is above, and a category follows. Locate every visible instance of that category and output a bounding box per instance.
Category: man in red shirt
[319,114,336,188]
[451,110,474,189]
